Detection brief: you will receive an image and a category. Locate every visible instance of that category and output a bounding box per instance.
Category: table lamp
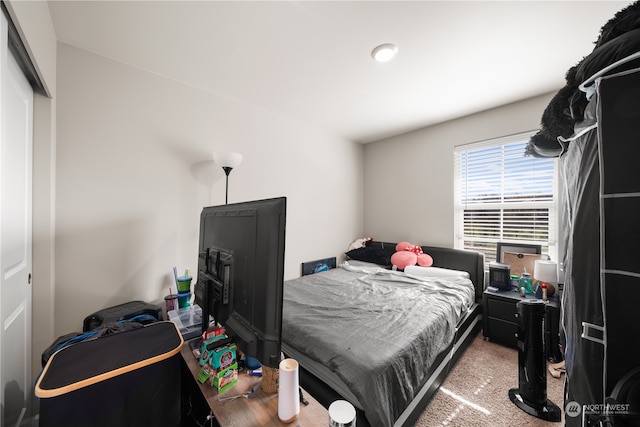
[212,151,243,204]
[534,259,557,301]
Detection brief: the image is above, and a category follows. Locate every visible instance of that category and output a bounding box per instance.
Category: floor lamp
[212,151,243,204]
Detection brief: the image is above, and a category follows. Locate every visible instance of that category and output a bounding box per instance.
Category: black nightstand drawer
[487,297,518,321]
[487,317,518,347]
[483,288,561,354]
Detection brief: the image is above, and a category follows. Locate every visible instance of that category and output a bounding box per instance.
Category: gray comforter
[282,262,475,426]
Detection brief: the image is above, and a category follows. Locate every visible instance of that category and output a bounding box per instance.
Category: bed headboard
[369,241,486,300]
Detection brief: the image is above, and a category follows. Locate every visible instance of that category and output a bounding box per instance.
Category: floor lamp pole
[222,166,232,205]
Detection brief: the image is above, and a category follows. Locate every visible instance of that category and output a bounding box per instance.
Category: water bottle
[519,270,533,295]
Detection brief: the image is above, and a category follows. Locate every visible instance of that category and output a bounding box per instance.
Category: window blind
[454,131,557,263]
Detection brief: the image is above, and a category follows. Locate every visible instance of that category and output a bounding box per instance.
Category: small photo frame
[301,257,336,276]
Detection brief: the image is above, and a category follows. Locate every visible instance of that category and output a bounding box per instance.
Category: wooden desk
[180,342,329,426]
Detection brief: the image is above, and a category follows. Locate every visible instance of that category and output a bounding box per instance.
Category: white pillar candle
[277,358,300,423]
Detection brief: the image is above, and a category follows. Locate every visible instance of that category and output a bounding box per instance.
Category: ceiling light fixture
[371,43,398,63]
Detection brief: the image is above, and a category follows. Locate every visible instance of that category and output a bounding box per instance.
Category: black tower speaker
[509,300,561,421]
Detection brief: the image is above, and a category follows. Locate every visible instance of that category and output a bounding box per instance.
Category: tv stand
[180,341,328,426]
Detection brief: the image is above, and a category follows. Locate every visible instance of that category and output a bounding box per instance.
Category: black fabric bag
[36,321,183,427]
[82,300,162,331]
[41,317,156,367]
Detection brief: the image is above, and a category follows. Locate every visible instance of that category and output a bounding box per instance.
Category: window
[454,131,557,263]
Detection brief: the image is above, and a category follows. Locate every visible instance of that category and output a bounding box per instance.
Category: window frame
[453,131,558,263]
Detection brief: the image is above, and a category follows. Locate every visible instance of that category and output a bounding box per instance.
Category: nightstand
[483,288,561,359]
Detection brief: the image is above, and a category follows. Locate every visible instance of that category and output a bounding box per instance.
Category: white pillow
[344,259,380,268]
[404,265,470,279]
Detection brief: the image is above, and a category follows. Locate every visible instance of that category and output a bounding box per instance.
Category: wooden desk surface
[180,342,329,427]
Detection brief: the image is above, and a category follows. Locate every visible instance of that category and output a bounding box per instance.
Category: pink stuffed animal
[391,241,433,270]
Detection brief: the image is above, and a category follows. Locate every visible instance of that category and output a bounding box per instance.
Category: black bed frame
[295,242,485,427]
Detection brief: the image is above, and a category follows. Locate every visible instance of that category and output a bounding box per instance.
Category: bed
[282,241,485,427]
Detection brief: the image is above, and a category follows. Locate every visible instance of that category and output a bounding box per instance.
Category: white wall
[363,93,555,247]
[55,43,363,336]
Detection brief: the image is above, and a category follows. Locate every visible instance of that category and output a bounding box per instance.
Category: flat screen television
[193,197,286,368]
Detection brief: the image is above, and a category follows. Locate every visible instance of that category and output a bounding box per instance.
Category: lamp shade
[534,260,558,283]
[190,160,218,187]
[212,151,243,169]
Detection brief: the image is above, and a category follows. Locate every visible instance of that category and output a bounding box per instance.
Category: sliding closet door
[0,11,34,427]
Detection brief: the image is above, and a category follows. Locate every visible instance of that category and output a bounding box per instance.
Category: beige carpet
[415,331,565,427]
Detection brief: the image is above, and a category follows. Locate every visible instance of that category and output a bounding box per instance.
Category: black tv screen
[194,197,286,368]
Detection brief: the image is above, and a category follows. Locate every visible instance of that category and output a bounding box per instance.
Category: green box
[210,342,236,372]
[212,362,238,392]
[198,340,238,392]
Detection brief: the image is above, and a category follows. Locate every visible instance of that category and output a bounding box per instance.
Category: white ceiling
[47,1,632,143]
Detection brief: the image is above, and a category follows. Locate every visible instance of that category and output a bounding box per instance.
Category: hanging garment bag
[598,68,640,427]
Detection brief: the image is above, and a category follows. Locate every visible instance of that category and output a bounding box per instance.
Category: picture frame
[496,242,541,263]
[301,257,336,276]
[496,242,543,278]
